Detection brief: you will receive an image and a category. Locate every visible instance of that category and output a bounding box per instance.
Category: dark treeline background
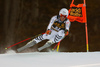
[0,0,100,53]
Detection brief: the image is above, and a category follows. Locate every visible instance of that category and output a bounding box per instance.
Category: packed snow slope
[0,51,100,67]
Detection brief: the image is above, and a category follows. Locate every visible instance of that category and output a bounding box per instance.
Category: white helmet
[59,8,69,17]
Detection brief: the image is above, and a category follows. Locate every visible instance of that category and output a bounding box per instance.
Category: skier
[17,8,71,52]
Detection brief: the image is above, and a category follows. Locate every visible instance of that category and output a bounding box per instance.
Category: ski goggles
[60,14,67,18]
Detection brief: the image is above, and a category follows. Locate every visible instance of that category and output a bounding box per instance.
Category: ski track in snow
[0,51,100,67]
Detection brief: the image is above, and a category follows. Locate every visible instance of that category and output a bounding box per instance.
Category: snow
[0,50,100,67]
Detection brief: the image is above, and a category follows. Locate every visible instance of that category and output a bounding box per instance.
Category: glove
[46,29,51,35]
[65,30,69,36]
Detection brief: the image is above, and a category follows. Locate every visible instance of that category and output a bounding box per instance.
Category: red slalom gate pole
[5,38,31,49]
[83,0,89,52]
[52,41,61,52]
[57,41,60,52]
[52,43,58,50]
[52,33,69,51]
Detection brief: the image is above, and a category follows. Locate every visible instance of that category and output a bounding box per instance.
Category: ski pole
[52,41,61,52]
[52,43,59,50]
[52,41,61,51]
[52,33,69,51]
[5,38,31,49]
[5,33,45,49]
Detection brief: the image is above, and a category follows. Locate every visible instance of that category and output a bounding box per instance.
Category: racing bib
[51,21,65,32]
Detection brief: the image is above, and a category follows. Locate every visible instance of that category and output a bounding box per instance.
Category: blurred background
[0,0,100,53]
